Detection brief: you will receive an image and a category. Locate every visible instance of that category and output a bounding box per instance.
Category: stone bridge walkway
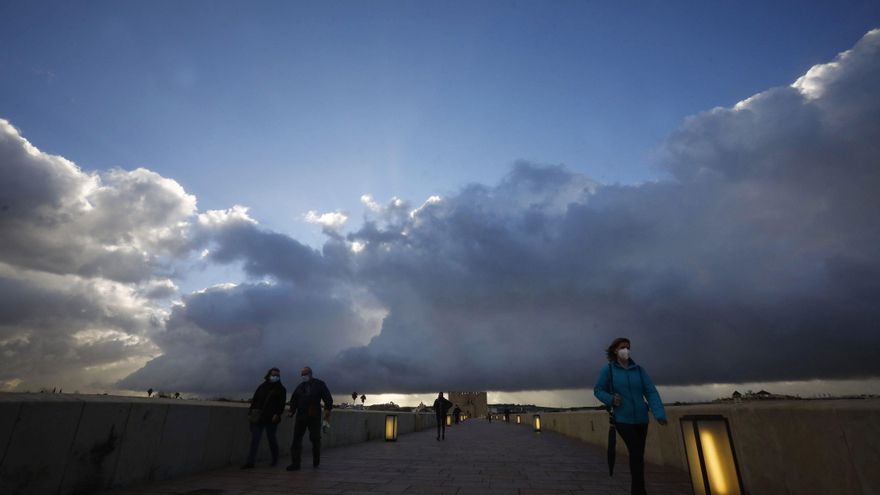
[103,420,691,495]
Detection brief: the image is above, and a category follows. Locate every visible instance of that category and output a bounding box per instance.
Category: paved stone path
[103,420,691,495]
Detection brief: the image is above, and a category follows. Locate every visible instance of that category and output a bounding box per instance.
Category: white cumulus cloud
[305,210,349,230]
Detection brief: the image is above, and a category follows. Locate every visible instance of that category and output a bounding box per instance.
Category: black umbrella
[607,417,616,476]
[606,363,617,476]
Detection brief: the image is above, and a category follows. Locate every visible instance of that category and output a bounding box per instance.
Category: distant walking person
[287,366,333,471]
[594,337,667,495]
[433,392,452,440]
[242,367,286,469]
[453,405,462,424]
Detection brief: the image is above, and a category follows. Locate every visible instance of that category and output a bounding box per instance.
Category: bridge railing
[0,394,436,495]
[506,399,880,495]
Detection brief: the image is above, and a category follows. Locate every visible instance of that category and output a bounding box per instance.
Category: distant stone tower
[447,391,488,418]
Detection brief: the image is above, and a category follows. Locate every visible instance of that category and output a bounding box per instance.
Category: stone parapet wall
[0,394,435,495]
[508,399,880,495]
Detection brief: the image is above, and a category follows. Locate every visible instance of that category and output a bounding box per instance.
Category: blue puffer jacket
[593,360,666,425]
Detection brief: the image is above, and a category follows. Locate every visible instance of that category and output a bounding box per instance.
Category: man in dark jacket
[287,366,333,470]
[453,406,462,424]
[432,392,452,441]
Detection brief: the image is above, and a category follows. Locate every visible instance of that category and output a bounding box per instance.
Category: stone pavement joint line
[101,420,691,494]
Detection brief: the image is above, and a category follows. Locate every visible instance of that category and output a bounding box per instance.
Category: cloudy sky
[1,2,879,406]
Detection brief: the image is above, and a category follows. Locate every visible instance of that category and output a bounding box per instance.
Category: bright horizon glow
[364,378,880,408]
[5,377,880,407]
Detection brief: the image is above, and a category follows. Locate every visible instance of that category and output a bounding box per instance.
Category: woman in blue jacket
[594,337,667,495]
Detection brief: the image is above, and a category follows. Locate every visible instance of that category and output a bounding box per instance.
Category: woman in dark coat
[242,367,287,469]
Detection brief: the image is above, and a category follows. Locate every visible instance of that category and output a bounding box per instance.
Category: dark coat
[289,378,333,419]
[249,381,287,423]
[433,397,452,416]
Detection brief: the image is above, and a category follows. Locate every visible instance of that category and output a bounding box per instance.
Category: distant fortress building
[447,391,488,418]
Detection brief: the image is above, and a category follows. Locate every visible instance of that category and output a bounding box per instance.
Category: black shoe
[286,464,300,471]
[270,459,278,467]
[240,463,254,470]
[436,436,440,441]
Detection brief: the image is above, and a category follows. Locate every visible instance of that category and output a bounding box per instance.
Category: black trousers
[436,415,446,438]
[290,417,321,467]
[616,423,649,495]
[246,421,278,464]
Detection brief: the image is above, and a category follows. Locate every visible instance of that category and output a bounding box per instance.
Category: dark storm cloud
[324,29,880,392]
[0,264,160,391]
[4,30,880,397]
[119,206,379,395]
[193,206,348,288]
[118,280,380,396]
[124,29,880,396]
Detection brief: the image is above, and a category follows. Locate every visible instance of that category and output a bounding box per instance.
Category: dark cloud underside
[2,30,880,396]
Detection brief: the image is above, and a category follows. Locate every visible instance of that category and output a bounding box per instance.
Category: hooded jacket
[593,359,666,425]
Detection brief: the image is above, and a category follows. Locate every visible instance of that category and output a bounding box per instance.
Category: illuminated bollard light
[533,414,541,432]
[680,415,744,495]
[516,415,521,424]
[385,414,398,442]
[446,414,453,426]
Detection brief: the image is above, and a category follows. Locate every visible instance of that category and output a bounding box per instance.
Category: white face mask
[269,376,280,383]
[301,375,310,382]
[617,348,631,360]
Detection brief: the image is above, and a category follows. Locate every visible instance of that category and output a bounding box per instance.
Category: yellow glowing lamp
[446,414,453,426]
[680,415,744,495]
[516,415,521,424]
[385,415,398,442]
[533,414,541,432]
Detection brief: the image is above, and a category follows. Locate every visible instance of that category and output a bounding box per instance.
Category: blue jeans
[246,421,279,464]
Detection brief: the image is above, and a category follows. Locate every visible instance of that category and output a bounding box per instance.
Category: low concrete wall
[508,399,880,495]
[0,394,435,495]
